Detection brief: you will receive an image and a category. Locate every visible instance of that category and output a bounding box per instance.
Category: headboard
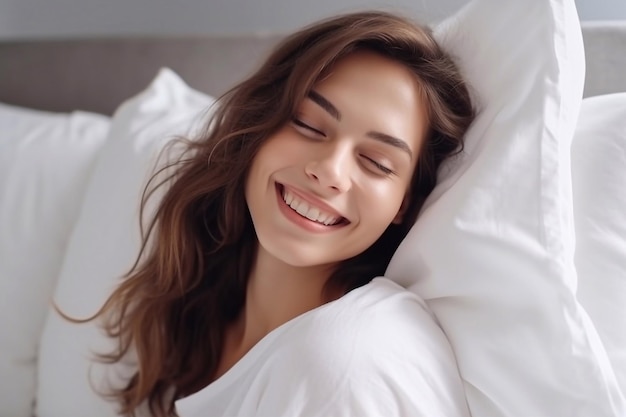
[0,35,282,115]
[0,21,625,115]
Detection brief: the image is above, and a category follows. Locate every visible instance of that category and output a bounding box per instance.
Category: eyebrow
[366,132,413,159]
[307,90,414,159]
[308,90,341,121]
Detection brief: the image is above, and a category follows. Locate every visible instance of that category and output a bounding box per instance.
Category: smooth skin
[216,51,429,380]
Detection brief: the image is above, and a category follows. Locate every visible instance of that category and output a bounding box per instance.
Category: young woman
[89,10,474,417]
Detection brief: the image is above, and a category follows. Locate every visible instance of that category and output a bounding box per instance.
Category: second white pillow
[36,68,215,417]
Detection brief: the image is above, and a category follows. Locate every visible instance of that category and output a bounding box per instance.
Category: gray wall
[576,0,626,20]
[0,0,624,40]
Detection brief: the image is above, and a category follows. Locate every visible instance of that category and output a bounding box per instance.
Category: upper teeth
[282,189,341,226]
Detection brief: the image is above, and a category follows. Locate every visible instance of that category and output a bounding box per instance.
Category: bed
[1,3,626,416]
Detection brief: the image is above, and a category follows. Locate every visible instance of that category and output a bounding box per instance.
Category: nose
[304,144,353,193]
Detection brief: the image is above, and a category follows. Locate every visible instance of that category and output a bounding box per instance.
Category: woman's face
[245,51,428,269]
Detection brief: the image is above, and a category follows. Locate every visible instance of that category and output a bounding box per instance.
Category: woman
[89,10,474,417]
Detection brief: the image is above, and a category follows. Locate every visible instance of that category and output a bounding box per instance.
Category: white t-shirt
[175,277,470,417]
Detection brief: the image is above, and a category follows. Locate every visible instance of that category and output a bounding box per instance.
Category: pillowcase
[0,104,110,417]
[36,68,215,417]
[386,0,626,416]
[572,92,626,394]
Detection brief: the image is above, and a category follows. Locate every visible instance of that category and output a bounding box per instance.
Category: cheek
[248,137,289,175]
[358,183,406,228]
[368,181,406,209]
[255,131,302,167]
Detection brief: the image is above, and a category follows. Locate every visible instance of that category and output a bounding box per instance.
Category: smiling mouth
[278,184,349,227]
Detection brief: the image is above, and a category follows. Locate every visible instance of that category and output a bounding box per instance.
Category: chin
[268,245,342,270]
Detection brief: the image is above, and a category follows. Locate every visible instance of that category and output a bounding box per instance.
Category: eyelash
[292,118,325,136]
[362,156,395,175]
[291,117,395,176]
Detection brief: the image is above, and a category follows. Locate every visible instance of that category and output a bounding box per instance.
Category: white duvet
[175,278,470,417]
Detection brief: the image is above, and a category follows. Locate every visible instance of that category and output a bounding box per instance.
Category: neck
[214,244,343,382]
[234,245,338,352]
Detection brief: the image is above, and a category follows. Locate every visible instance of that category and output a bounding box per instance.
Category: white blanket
[175,278,470,417]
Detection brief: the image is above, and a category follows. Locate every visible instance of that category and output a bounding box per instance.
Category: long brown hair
[86,11,474,417]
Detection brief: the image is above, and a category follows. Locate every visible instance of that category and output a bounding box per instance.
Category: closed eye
[292,118,326,137]
[361,155,395,175]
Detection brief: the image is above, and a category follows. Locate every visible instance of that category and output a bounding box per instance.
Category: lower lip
[275,184,344,233]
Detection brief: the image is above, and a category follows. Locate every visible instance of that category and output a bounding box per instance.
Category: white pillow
[572,92,626,394]
[36,68,215,417]
[0,104,109,417]
[386,0,626,416]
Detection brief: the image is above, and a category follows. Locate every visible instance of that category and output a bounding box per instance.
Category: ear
[392,196,409,225]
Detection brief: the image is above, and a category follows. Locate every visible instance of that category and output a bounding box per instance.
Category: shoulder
[338,278,465,388]
[318,277,448,355]
[279,277,453,367]
[260,278,470,417]
[277,278,432,358]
